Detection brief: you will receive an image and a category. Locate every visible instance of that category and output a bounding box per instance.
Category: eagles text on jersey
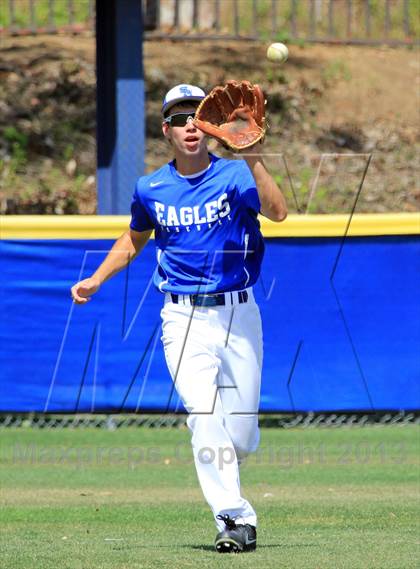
[130,154,265,294]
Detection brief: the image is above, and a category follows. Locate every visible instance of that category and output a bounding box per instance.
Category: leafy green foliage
[0,0,91,28]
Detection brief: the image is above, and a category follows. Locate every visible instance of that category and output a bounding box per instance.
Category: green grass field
[0,425,419,568]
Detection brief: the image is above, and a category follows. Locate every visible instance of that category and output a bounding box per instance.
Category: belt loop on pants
[169,289,250,307]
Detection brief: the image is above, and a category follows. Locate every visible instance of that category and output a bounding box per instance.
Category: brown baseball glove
[193,80,266,152]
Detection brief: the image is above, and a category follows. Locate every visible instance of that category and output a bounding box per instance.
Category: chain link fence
[1,412,419,429]
[1,0,418,45]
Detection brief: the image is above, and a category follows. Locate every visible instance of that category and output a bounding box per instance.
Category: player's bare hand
[71,277,101,304]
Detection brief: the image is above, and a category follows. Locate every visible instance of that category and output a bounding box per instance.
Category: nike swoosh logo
[150,181,163,187]
[244,536,256,545]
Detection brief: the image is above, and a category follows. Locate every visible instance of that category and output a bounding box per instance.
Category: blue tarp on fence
[1,236,419,413]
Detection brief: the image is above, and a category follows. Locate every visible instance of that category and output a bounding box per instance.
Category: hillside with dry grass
[0,35,418,214]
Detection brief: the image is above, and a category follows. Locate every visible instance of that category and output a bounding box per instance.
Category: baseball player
[71,83,287,553]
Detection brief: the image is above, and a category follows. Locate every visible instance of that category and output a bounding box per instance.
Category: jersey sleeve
[236,160,261,214]
[129,180,154,232]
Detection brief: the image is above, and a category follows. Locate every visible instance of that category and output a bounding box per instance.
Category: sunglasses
[164,112,196,127]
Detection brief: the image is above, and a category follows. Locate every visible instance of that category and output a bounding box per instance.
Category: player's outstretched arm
[244,145,287,223]
[71,228,152,304]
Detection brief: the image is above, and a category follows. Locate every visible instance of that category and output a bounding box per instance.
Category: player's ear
[162,121,172,143]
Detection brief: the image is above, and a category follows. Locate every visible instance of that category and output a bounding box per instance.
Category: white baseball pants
[160,288,263,531]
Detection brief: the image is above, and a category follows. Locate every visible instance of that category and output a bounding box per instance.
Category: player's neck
[173,151,210,176]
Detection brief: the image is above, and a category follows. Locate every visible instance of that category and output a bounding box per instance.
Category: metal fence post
[192,0,199,29]
[271,0,277,40]
[8,0,15,26]
[384,0,390,38]
[309,0,316,39]
[346,0,352,38]
[68,0,74,26]
[174,0,179,29]
[365,0,371,38]
[233,0,239,36]
[96,0,145,215]
[29,0,36,32]
[291,0,298,37]
[47,0,54,32]
[145,0,159,30]
[252,0,258,38]
[88,0,94,23]
[403,0,410,37]
[328,0,334,37]
[214,0,220,32]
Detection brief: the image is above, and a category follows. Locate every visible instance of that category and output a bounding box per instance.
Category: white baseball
[266,42,289,64]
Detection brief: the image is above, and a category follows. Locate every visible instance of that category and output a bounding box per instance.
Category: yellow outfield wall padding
[260,213,420,237]
[1,213,419,239]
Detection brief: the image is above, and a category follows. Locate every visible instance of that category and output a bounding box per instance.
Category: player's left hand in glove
[193,80,266,152]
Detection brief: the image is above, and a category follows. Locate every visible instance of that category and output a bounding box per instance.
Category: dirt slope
[0,35,418,214]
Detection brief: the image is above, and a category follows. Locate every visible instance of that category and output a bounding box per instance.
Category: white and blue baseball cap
[161,84,206,116]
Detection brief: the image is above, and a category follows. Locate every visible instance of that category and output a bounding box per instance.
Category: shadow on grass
[109,542,319,552]
[189,545,217,552]
[189,543,318,551]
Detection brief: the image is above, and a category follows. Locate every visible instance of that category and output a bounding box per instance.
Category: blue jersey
[130,153,265,294]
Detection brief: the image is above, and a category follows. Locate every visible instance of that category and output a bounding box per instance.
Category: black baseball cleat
[214,514,257,553]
